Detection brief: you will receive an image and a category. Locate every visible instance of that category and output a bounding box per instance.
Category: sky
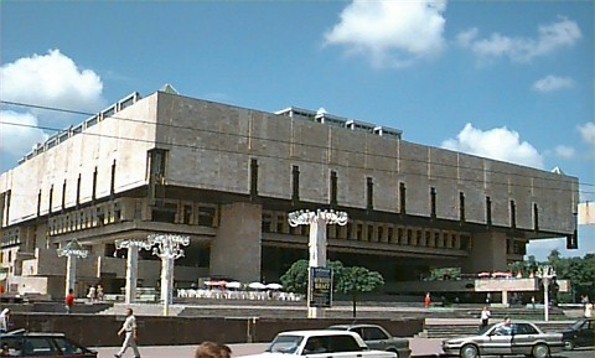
[1,0,593,260]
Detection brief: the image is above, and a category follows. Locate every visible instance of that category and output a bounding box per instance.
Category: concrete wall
[10,313,423,347]
[465,232,508,272]
[155,92,578,236]
[475,278,539,292]
[211,203,262,282]
[0,94,158,226]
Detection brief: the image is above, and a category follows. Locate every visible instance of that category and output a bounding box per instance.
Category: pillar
[160,256,175,305]
[125,248,139,304]
[308,217,327,318]
[464,232,508,273]
[65,255,77,297]
[210,202,262,282]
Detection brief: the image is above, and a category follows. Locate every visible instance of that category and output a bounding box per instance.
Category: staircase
[419,318,574,339]
[99,303,186,316]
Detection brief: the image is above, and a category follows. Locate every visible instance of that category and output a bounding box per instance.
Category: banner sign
[309,267,333,308]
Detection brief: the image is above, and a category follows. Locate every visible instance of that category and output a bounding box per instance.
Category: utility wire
[1,100,593,195]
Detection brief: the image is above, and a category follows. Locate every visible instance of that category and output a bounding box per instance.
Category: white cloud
[0,49,104,111]
[456,28,479,47]
[532,75,574,93]
[554,145,575,159]
[441,123,544,169]
[324,0,447,68]
[578,122,595,146]
[458,17,581,63]
[0,111,47,156]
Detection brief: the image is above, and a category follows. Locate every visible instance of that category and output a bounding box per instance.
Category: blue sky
[1,1,593,260]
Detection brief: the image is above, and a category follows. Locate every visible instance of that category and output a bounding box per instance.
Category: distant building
[0,89,579,298]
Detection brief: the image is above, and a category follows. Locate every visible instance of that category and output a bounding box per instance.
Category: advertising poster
[309,267,333,308]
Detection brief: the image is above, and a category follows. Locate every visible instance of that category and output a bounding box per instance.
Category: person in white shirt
[0,308,10,333]
[114,308,141,358]
[585,301,593,318]
[480,306,491,328]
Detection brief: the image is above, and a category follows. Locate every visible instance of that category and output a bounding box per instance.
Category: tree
[280,259,309,294]
[544,250,595,302]
[280,259,385,318]
[336,265,385,317]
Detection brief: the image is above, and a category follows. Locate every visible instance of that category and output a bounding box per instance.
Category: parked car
[562,317,594,350]
[327,324,411,358]
[442,321,564,358]
[0,330,97,357]
[240,330,397,358]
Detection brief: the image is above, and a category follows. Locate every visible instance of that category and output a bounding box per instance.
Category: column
[148,233,189,316]
[288,209,348,319]
[65,255,77,297]
[57,240,89,298]
[308,216,327,318]
[125,247,139,304]
[464,232,508,273]
[211,202,262,282]
[115,237,153,304]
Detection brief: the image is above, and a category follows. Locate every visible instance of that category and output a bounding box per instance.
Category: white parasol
[247,282,266,290]
[265,283,283,290]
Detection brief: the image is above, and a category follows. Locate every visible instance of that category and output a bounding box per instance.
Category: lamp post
[536,265,556,322]
[115,238,154,304]
[288,209,348,318]
[57,240,89,298]
[147,233,190,316]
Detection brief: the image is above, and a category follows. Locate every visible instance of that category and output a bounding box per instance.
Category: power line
[1,99,593,195]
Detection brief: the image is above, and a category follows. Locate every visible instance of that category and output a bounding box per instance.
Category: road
[93,340,594,358]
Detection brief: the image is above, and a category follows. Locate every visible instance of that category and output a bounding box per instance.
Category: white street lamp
[288,209,348,318]
[536,265,556,322]
[147,233,190,316]
[115,238,154,304]
[57,240,89,298]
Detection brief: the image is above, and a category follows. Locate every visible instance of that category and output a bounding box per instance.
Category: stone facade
[0,89,579,298]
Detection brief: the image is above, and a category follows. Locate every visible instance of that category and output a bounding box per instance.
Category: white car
[240,330,398,358]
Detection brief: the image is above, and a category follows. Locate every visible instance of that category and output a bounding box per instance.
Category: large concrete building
[0,88,579,298]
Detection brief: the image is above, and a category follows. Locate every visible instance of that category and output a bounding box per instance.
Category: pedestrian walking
[480,306,491,328]
[195,341,231,358]
[97,285,104,301]
[585,301,593,319]
[65,289,75,314]
[0,308,10,333]
[87,285,96,303]
[424,292,431,308]
[114,308,141,358]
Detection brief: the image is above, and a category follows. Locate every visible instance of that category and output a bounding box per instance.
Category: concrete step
[99,303,185,316]
[423,320,573,339]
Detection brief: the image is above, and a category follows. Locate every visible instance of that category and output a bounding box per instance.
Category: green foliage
[280,259,385,317]
[337,266,385,295]
[545,251,595,301]
[428,267,461,280]
[280,259,310,294]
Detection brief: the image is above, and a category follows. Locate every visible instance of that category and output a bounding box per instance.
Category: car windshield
[570,319,585,330]
[266,335,304,354]
[479,324,495,335]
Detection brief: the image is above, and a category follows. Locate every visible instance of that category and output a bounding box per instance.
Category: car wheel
[532,343,549,358]
[460,344,479,358]
[563,340,574,351]
[387,348,399,358]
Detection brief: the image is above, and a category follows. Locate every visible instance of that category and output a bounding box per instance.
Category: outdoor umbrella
[248,282,266,290]
[265,283,283,290]
[226,281,243,289]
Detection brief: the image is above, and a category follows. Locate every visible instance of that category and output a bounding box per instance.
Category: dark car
[562,318,594,350]
[327,324,411,358]
[0,330,97,357]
